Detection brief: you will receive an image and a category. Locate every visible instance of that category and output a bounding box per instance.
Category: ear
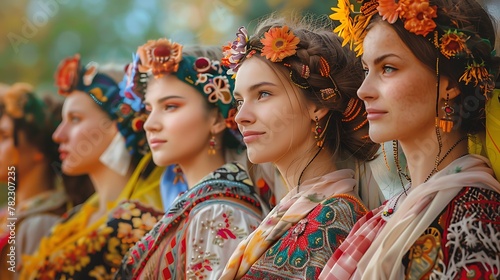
[308,105,330,122]
[210,111,227,135]
[33,150,45,162]
[439,76,461,101]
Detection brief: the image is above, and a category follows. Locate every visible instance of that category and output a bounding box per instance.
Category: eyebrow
[144,95,185,106]
[233,81,278,97]
[362,53,402,66]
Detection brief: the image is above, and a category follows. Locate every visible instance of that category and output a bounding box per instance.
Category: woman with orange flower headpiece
[219,14,380,280]
[20,55,165,280]
[114,40,270,279]
[320,0,500,279]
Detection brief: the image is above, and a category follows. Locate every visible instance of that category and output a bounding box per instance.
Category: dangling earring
[439,93,454,133]
[208,135,217,155]
[173,164,185,184]
[314,116,324,148]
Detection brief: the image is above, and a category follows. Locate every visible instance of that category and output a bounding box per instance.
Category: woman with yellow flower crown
[20,55,165,280]
[219,14,381,280]
[320,0,500,279]
[0,83,94,280]
[113,39,270,279]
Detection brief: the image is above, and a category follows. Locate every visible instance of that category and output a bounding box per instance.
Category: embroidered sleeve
[184,200,262,280]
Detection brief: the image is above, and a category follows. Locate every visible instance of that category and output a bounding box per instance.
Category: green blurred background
[0,0,498,205]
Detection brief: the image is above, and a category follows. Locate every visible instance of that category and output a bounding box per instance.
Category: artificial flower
[330,0,356,48]
[459,60,490,86]
[260,26,300,62]
[55,54,80,95]
[222,26,249,73]
[439,30,469,58]
[137,38,183,78]
[3,83,32,118]
[377,0,400,23]
[400,0,437,36]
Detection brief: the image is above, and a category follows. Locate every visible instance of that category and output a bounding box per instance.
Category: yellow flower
[330,0,355,48]
[260,26,300,62]
[89,265,113,280]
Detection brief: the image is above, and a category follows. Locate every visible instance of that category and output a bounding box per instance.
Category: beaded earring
[208,135,216,155]
[314,116,324,147]
[439,93,454,133]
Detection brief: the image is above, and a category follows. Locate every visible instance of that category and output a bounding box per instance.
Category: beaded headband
[222,25,342,101]
[55,54,149,157]
[329,0,497,97]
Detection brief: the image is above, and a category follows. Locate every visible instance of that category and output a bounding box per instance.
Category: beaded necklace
[382,136,468,217]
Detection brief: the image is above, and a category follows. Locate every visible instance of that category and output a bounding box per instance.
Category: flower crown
[128,38,236,119]
[54,54,149,157]
[330,0,497,97]
[222,25,341,101]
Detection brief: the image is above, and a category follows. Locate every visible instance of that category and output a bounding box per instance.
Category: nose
[234,100,256,127]
[143,110,161,133]
[52,121,67,144]
[357,74,377,102]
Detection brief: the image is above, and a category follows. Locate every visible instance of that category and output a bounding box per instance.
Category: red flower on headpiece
[440,30,469,59]
[260,26,300,62]
[399,0,437,37]
[55,54,80,96]
[137,39,183,78]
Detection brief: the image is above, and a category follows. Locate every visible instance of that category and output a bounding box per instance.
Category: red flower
[55,54,80,96]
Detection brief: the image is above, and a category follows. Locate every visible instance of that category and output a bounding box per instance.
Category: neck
[17,162,53,207]
[276,146,337,191]
[400,129,468,187]
[88,162,132,213]
[179,151,226,189]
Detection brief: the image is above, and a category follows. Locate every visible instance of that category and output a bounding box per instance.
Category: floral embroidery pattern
[25,202,162,280]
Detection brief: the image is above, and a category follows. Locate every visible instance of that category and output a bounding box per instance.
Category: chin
[368,128,392,144]
[151,153,172,167]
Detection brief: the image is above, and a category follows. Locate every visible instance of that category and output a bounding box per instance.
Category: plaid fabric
[319,207,385,280]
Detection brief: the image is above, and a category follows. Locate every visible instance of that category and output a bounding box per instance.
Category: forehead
[235,57,286,91]
[362,22,411,61]
[145,75,201,102]
[62,90,102,114]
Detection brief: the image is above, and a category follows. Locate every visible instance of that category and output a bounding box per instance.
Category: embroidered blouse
[115,162,267,280]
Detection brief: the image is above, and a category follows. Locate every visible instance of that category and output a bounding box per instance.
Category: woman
[114,39,268,279]
[0,83,93,280]
[321,0,500,278]
[220,16,380,279]
[21,55,164,279]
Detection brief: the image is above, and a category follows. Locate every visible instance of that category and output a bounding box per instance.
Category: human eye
[382,66,397,74]
[69,115,81,123]
[258,91,271,100]
[163,104,178,111]
[234,99,244,111]
[362,68,369,77]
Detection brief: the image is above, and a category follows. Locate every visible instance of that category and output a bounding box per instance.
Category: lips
[242,131,265,143]
[366,108,387,120]
[148,138,167,149]
[58,149,68,161]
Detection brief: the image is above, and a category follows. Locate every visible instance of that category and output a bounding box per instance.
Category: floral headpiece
[55,54,149,157]
[222,25,342,101]
[0,83,46,129]
[330,0,497,97]
[127,38,236,119]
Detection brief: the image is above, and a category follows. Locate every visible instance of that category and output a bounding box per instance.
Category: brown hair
[367,0,500,134]
[246,14,379,161]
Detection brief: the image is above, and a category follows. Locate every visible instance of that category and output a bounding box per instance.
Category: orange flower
[377,0,400,24]
[459,61,490,86]
[260,26,300,62]
[401,0,437,36]
[439,30,469,58]
[137,38,183,78]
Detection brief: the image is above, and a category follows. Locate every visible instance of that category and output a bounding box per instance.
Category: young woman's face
[52,91,117,175]
[358,22,437,144]
[233,57,315,165]
[143,75,218,167]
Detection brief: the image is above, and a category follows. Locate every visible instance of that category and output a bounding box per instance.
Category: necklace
[383,136,467,217]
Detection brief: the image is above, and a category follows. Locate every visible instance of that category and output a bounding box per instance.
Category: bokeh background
[0,0,498,203]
